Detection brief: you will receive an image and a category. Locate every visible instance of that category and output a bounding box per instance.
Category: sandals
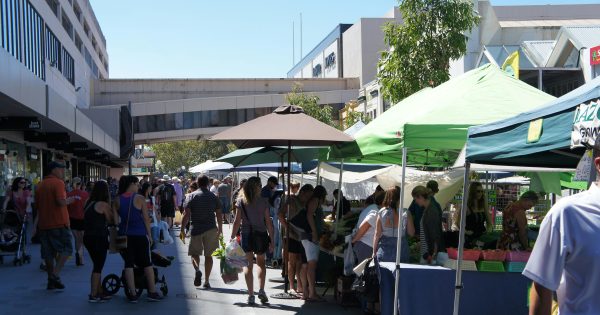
[305,296,326,303]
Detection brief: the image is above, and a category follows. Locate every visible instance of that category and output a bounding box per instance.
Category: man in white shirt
[524,139,600,315]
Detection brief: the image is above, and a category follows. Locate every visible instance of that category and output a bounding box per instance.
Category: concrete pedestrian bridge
[91,78,359,144]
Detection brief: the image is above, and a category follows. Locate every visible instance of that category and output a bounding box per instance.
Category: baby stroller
[102,251,171,298]
[0,210,31,266]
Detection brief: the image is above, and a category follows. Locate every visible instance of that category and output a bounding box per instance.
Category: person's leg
[124,268,136,293]
[53,228,73,277]
[143,266,157,293]
[307,260,318,299]
[256,254,266,291]
[204,255,213,284]
[74,230,84,264]
[287,253,297,291]
[299,263,308,300]
[244,252,255,296]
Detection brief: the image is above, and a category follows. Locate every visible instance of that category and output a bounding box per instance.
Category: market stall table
[378,262,530,315]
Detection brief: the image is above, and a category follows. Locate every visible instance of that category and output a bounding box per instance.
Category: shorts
[220,197,230,214]
[241,230,269,255]
[188,228,219,256]
[69,218,84,231]
[161,205,175,218]
[120,235,152,268]
[288,238,307,263]
[39,227,73,260]
[301,239,320,262]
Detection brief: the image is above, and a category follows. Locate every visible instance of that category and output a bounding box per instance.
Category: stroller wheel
[102,274,121,295]
[13,258,21,266]
[24,255,31,264]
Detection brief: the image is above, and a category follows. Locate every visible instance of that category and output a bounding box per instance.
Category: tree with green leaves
[150,140,235,175]
[286,84,336,128]
[344,110,372,130]
[378,0,480,103]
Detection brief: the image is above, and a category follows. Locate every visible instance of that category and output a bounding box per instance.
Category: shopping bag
[108,226,127,254]
[343,241,356,276]
[225,239,247,270]
[220,258,239,284]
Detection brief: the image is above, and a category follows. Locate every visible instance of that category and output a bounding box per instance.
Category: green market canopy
[329,64,555,167]
[466,75,600,168]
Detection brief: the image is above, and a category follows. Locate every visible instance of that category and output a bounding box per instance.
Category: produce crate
[481,250,506,261]
[477,261,505,272]
[505,262,527,273]
[447,248,481,261]
[444,259,478,271]
[506,251,531,262]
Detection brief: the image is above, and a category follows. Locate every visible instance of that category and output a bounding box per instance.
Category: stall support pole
[285,141,292,293]
[393,147,408,315]
[333,159,344,237]
[485,171,492,231]
[453,162,471,315]
[315,161,321,186]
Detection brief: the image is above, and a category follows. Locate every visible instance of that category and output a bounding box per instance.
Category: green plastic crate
[505,262,526,273]
[477,261,505,272]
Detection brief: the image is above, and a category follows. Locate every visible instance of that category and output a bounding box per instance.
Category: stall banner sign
[527,119,543,143]
[574,150,593,182]
[571,99,600,148]
[591,45,600,66]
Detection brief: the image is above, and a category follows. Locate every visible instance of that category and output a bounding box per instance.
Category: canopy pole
[453,162,471,315]
[333,159,344,237]
[393,147,408,315]
[315,161,321,186]
[300,164,304,187]
[285,141,292,293]
[485,171,491,231]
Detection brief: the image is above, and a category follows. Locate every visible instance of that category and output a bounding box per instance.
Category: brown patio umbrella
[211,104,353,299]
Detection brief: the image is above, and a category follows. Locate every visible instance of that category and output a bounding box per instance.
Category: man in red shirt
[67,177,88,266]
[35,161,75,290]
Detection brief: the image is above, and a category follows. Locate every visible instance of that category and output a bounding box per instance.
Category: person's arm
[516,209,529,249]
[278,197,292,229]
[406,211,415,237]
[138,195,152,245]
[98,201,113,223]
[306,199,318,243]
[485,205,493,232]
[265,205,275,252]
[1,192,10,210]
[352,221,372,244]
[372,215,383,257]
[112,198,120,225]
[215,198,223,236]
[181,208,191,231]
[529,282,552,315]
[230,203,242,240]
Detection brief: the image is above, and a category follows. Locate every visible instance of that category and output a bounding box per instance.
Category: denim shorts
[39,227,73,260]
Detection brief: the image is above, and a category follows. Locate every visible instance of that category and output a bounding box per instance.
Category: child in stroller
[102,251,172,298]
[0,210,31,266]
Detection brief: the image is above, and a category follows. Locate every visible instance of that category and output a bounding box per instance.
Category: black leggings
[120,235,152,268]
[83,235,109,273]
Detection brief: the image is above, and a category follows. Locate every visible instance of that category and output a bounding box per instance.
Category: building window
[74,32,82,53]
[45,27,61,70]
[23,0,45,81]
[72,1,82,22]
[61,9,73,39]
[83,20,90,38]
[61,46,74,85]
[91,36,97,51]
[84,47,92,68]
[45,0,59,17]
[1,0,23,61]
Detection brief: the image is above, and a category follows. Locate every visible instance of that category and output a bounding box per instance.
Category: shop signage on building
[591,45,600,66]
[0,117,41,130]
[571,99,600,148]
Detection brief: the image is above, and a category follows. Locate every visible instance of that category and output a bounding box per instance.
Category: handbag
[240,201,270,251]
[109,196,133,253]
[352,258,379,302]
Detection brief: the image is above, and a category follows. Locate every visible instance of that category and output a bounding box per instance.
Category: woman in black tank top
[83,180,114,303]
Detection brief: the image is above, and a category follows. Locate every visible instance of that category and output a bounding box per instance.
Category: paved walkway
[0,223,362,315]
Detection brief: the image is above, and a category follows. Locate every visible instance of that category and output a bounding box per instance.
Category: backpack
[160,184,174,204]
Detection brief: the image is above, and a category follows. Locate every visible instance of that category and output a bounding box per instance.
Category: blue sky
[90,0,599,79]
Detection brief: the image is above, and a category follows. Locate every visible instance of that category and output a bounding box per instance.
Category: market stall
[378,263,530,315]
[327,64,555,315]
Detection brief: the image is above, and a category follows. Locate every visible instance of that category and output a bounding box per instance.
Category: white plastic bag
[225,239,247,270]
[160,221,173,245]
[343,241,356,276]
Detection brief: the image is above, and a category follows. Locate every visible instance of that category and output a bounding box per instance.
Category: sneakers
[47,275,65,291]
[202,282,211,289]
[88,295,106,303]
[247,295,256,305]
[147,292,163,302]
[194,270,203,287]
[127,295,139,304]
[257,290,269,304]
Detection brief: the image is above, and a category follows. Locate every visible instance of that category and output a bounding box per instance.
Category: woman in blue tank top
[113,175,162,303]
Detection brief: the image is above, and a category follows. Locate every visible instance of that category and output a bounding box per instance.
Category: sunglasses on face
[19,181,26,184]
